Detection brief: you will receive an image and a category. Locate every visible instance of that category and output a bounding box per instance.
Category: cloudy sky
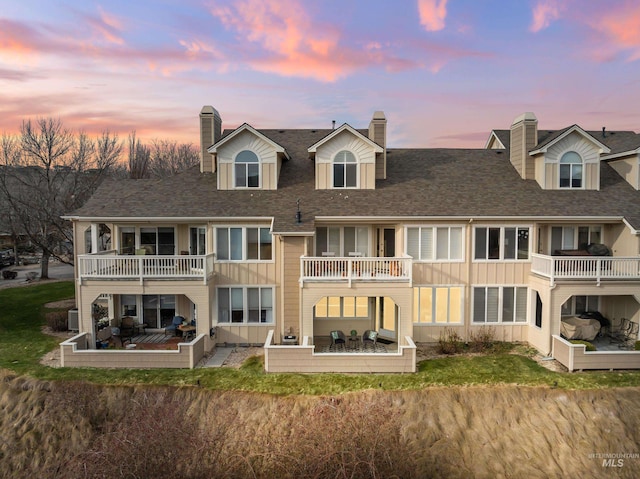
[2,0,640,148]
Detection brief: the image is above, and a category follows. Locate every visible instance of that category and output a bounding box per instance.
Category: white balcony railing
[531,253,640,286]
[300,256,412,286]
[78,251,215,283]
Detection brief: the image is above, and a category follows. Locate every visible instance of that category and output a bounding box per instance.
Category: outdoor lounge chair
[330,330,346,351]
[165,315,184,336]
[610,318,639,349]
[362,330,378,348]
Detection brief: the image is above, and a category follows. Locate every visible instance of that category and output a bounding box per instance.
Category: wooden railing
[78,252,215,283]
[531,254,640,285]
[300,256,412,286]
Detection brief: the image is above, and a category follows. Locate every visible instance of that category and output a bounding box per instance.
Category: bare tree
[149,139,199,177]
[0,119,119,278]
[128,131,151,179]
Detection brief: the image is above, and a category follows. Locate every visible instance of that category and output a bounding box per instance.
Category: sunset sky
[2,0,640,148]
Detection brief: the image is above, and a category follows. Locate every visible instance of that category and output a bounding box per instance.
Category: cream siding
[216,130,279,190]
[281,236,305,341]
[608,156,639,190]
[510,123,524,176]
[543,132,602,190]
[315,130,376,190]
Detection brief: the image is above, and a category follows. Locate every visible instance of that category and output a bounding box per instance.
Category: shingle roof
[70,126,640,231]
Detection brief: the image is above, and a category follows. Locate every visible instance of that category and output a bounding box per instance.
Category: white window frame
[472,286,528,324]
[550,225,602,253]
[413,286,464,325]
[473,226,530,261]
[332,150,358,189]
[217,286,274,324]
[313,296,370,319]
[215,226,273,262]
[315,226,370,256]
[234,150,260,188]
[559,151,583,189]
[406,226,464,262]
[118,226,176,255]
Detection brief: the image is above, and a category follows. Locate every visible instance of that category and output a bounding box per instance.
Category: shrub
[46,311,68,331]
[634,341,640,351]
[468,326,496,352]
[437,328,464,354]
[569,340,596,351]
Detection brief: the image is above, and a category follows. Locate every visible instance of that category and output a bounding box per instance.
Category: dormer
[602,145,640,191]
[207,124,289,190]
[529,125,610,191]
[308,123,383,190]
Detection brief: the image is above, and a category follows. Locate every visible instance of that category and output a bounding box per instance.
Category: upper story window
[333,150,357,188]
[474,227,529,261]
[216,227,272,261]
[235,150,260,188]
[315,226,369,256]
[559,151,582,188]
[119,226,175,255]
[406,226,463,261]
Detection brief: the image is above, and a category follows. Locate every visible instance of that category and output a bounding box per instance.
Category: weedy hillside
[0,371,638,479]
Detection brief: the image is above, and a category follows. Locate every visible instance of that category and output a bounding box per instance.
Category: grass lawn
[2,281,640,393]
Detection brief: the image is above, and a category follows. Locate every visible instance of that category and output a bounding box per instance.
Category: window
[561,295,599,317]
[315,226,369,256]
[216,227,272,261]
[551,226,601,252]
[218,287,273,323]
[140,227,175,255]
[142,294,176,328]
[559,151,582,188]
[473,286,527,323]
[333,150,357,188]
[474,227,529,260]
[190,226,206,255]
[406,226,463,261]
[535,292,542,328]
[314,297,369,318]
[235,150,260,188]
[413,286,463,324]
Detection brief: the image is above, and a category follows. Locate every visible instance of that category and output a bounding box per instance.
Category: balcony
[531,253,640,286]
[300,256,412,286]
[78,251,215,283]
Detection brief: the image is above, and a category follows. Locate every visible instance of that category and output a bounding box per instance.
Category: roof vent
[602,126,606,138]
[332,120,336,130]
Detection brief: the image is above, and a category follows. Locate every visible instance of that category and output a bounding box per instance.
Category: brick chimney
[200,106,221,173]
[509,112,537,180]
[369,111,387,179]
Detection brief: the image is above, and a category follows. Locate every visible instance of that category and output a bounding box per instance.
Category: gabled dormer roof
[484,130,508,149]
[307,123,383,153]
[208,123,290,160]
[529,125,611,155]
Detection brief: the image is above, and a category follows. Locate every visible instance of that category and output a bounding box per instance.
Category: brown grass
[0,369,638,478]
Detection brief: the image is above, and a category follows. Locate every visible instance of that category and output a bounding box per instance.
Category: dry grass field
[0,370,638,479]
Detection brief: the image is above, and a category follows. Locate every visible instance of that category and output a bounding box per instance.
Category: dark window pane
[334,164,344,187]
[475,228,487,259]
[488,228,500,259]
[346,164,357,187]
[247,228,258,260]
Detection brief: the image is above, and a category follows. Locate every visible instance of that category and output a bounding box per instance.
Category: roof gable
[208,123,290,160]
[530,125,611,156]
[308,123,383,154]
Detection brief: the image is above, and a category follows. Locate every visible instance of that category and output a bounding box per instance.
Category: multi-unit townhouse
[60,108,640,372]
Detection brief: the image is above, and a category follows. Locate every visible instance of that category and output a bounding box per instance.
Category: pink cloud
[417,0,448,32]
[82,7,126,45]
[586,3,640,61]
[530,0,564,32]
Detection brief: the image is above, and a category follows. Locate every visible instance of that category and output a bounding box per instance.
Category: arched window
[333,150,357,188]
[559,151,582,188]
[235,150,259,187]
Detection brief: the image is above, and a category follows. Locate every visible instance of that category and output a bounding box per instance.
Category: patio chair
[330,330,346,351]
[119,316,135,345]
[362,330,378,349]
[165,315,184,336]
[612,318,639,350]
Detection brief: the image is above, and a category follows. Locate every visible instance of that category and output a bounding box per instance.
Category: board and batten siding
[281,236,305,340]
[217,130,279,190]
[314,130,376,190]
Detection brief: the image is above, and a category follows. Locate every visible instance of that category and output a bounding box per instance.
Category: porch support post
[90,224,99,254]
